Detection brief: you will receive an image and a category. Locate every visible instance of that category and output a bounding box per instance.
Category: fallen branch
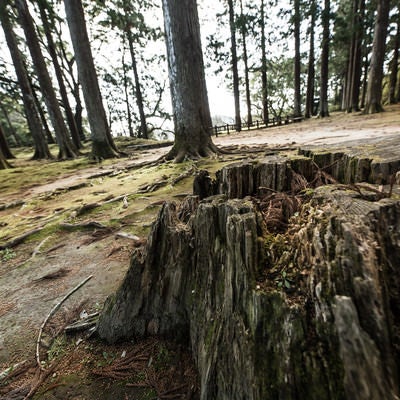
[36,275,93,370]
[64,312,99,334]
[0,360,29,383]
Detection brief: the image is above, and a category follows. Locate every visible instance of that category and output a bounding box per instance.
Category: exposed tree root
[23,364,57,400]
[33,267,71,282]
[164,141,226,163]
[0,199,25,211]
[0,227,44,250]
[59,221,109,230]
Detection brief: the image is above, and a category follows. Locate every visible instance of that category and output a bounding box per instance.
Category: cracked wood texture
[98,154,400,399]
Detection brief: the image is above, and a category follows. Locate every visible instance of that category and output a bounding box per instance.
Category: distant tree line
[0,0,398,166]
[207,0,397,126]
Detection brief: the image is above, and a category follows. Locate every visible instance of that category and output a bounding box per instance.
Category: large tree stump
[98,147,400,399]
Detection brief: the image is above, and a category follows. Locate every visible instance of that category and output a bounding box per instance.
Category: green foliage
[153,343,171,371]
[0,248,16,262]
[47,334,68,362]
[277,270,292,289]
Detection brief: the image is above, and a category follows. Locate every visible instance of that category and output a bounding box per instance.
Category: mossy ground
[0,137,240,399]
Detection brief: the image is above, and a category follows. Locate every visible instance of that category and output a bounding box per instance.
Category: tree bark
[344,0,365,112]
[0,146,11,169]
[364,0,391,114]
[63,0,119,159]
[15,0,77,159]
[98,153,400,399]
[260,0,269,124]
[0,103,21,146]
[227,0,242,131]
[293,0,302,117]
[30,79,55,144]
[0,124,15,159]
[239,0,252,126]
[37,0,82,149]
[57,32,86,141]
[121,44,134,137]
[360,49,369,108]
[126,29,148,139]
[389,11,400,104]
[319,0,330,117]
[161,0,218,162]
[0,4,52,160]
[349,0,365,111]
[305,0,316,118]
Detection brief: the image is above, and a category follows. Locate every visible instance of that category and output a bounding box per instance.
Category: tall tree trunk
[57,33,86,141]
[0,103,21,146]
[0,146,11,169]
[364,0,391,114]
[37,0,82,149]
[293,0,302,117]
[260,0,268,124]
[305,0,316,118]
[127,29,148,139]
[0,5,52,160]
[161,0,219,162]
[389,12,400,104]
[360,50,369,108]
[15,0,77,159]
[0,124,15,159]
[63,0,119,159]
[121,43,134,137]
[350,0,365,111]
[319,0,330,117]
[30,79,55,144]
[344,0,365,112]
[227,0,242,131]
[343,0,357,111]
[239,0,252,126]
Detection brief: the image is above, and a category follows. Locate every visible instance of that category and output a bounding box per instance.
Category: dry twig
[36,275,93,370]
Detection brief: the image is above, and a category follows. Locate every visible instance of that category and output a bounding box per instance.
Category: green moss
[204,319,219,349]
[47,334,69,363]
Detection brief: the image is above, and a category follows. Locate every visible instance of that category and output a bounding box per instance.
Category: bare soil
[0,105,399,399]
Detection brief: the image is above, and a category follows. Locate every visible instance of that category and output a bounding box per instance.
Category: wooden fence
[210,115,304,137]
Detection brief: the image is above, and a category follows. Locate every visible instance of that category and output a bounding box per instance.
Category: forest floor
[0,105,399,399]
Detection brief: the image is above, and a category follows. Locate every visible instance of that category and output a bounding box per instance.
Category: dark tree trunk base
[90,140,121,160]
[364,102,385,114]
[0,158,11,169]
[164,141,221,163]
[31,150,53,161]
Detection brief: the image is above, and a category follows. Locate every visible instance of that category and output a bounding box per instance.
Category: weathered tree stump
[98,150,400,399]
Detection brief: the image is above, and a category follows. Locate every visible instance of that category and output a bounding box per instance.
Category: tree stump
[98,152,400,399]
